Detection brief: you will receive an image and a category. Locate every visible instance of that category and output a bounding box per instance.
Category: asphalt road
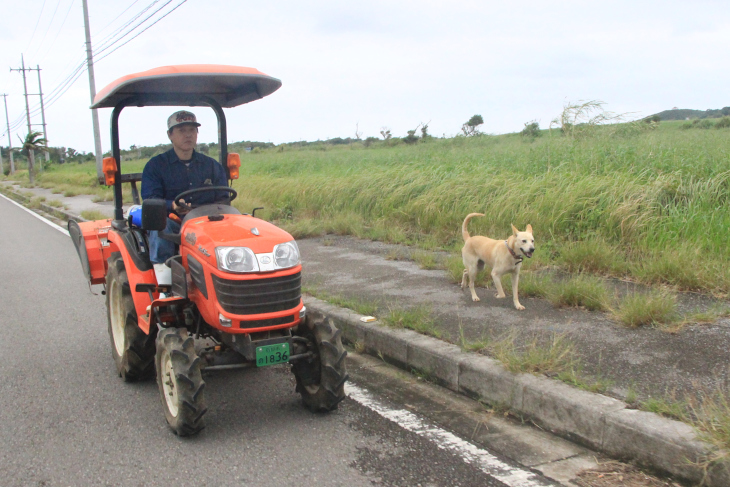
[0,195,557,487]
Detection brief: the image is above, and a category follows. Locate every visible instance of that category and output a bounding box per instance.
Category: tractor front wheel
[155,327,207,436]
[291,314,348,412]
[106,253,156,381]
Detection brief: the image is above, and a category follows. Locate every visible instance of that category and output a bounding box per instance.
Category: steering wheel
[173,186,238,211]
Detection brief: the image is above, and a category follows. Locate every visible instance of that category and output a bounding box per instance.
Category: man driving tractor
[141,110,228,271]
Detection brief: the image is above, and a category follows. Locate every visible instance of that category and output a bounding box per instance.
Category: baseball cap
[167,110,201,130]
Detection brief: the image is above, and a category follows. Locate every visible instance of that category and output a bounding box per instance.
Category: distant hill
[650,107,730,121]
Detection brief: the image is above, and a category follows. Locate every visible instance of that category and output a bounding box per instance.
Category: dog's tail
[462,213,485,242]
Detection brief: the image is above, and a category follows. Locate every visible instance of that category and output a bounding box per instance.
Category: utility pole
[82,0,104,182]
[10,55,36,182]
[2,94,14,173]
[36,65,50,165]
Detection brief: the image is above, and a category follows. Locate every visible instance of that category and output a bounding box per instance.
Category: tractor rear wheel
[106,253,156,381]
[155,327,207,436]
[291,314,348,412]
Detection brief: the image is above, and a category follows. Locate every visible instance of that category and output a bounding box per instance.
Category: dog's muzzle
[522,248,534,258]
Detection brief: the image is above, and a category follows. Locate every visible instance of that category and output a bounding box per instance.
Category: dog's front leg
[491,270,506,299]
[512,268,525,310]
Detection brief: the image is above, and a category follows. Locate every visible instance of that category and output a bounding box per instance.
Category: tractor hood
[181,214,295,267]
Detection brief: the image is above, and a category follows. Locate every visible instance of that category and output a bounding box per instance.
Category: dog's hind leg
[467,267,480,301]
[461,269,468,290]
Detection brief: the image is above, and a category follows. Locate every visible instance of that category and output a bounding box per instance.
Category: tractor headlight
[273,241,300,269]
[215,247,260,273]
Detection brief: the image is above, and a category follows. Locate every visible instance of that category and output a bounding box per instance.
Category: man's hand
[172,200,190,215]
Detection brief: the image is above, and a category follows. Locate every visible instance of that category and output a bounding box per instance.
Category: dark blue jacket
[141,149,229,212]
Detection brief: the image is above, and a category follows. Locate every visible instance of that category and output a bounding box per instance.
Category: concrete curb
[304,296,730,486]
[0,184,88,224]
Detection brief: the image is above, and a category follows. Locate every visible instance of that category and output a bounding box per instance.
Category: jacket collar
[166,148,199,164]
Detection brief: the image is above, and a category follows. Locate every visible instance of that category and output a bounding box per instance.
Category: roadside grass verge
[557,367,613,394]
[28,196,45,209]
[489,330,578,375]
[46,199,66,209]
[80,210,111,221]
[687,389,730,467]
[544,274,612,311]
[411,250,440,270]
[634,389,730,466]
[382,305,443,339]
[614,291,679,328]
[301,286,379,317]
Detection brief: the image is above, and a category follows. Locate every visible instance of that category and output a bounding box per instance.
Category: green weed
[80,210,111,221]
[383,305,442,338]
[301,287,379,317]
[489,331,578,375]
[412,250,440,270]
[615,291,679,328]
[46,199,65,208]
[546,274,612,311]
[557,367,613,394]
[640,397,688,422]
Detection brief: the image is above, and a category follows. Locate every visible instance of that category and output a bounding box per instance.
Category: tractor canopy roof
[91,64,282,109]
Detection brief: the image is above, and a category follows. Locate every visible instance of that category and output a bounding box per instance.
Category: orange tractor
[69,65,347,435]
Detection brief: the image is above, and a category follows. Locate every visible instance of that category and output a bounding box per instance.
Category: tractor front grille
[212,272,301,316]
[239,314,296,330]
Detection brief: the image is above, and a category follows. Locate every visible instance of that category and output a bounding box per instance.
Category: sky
[0,0,728,154]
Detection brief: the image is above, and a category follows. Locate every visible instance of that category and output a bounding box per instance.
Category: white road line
[0,192,70,236]
[346,383,550,487]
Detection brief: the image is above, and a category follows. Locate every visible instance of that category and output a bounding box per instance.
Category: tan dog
[460,213,535,310]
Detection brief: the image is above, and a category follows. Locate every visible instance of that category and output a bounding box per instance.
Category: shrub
[461,115,484,136]
[363,136,380,147]
[716,117,730,129]
[520,120,541,138]
[402,128,419,145]
[692,118,714,129]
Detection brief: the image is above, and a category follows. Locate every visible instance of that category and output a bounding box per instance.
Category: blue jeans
[149,218,181,264]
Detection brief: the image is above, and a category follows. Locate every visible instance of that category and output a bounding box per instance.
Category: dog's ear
[511,224,519,235]
[526,224,533,234]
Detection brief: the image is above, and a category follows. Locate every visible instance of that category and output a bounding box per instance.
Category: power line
[95,0,175,58]
[37,1,78,66]
[25,0,50,53]
[93,0,155,50]
[4,0,188,138]
[93,0,142,38]
[97,0,187,62]
[30,0,64,60]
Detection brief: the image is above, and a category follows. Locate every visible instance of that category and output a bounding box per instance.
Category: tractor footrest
[135,283,171,293]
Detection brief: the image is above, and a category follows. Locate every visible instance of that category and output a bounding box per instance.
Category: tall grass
[233,123,730,294]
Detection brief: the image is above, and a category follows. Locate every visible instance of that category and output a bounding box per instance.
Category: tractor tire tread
[291,314,348,413]
[106,253,156,382]
[156,327,207,436]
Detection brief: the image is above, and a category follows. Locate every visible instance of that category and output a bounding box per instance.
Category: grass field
[6,120,730,295]
[233,121,730,295]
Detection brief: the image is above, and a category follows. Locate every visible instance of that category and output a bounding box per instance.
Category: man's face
[168,124,198,153]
